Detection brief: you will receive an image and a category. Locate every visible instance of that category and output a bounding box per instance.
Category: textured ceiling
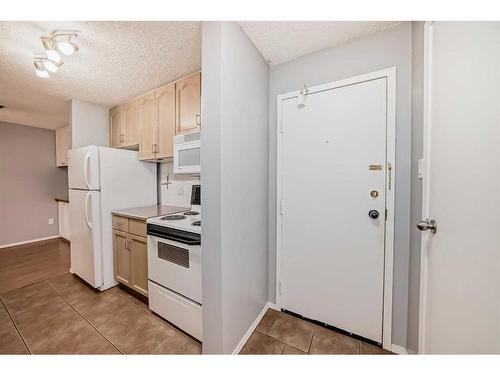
[239,21,401,65]
[0,21,201,129]
[0,21,401,130]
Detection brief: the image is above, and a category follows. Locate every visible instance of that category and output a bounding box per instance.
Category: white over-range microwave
[173,131,201,174]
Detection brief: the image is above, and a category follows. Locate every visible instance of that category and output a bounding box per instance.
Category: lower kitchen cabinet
[113,230,132,286]
[112,214,149,297]
[130,235,148,296]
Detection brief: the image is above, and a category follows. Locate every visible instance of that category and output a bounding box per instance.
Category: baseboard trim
[391,344,408,355]
[232,302,276,355]
[0,235,61,249]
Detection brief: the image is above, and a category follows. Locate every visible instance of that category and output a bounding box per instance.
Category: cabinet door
[110,106,124,147]
[175,72,201,135]
[138,92,157,160]
[156,83,176,158]
[123,100,140,147]
[60,126,71,166]
[55,127,63,166]
[113,230,132,286]
[130,235,148,296]
[55,126,70,167]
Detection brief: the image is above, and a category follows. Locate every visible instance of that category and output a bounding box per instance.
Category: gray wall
[201,21,270,354]
[0,122,68,246]
[406,21,425,354]
[267,22,413,348]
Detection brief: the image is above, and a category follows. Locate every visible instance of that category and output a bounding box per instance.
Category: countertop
[54,197,69,203]
[112,205,189,220]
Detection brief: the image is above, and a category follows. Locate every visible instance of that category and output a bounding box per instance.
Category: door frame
[275,67,397,350]
[417,21,434,355]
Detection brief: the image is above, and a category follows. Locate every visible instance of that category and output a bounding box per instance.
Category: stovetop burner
[183,211,199,216]
[192,220,201,226]
[161,215,187,221]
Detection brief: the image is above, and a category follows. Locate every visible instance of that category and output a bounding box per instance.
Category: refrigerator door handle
[84,192,93,230]
[83,152,91,189]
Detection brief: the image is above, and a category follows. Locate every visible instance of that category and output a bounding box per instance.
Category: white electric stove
[146,185,202,341]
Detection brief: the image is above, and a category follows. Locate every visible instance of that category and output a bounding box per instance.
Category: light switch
[48,218,55,225]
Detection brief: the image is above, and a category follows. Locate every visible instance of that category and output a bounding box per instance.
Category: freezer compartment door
[69,189,102,288]
[68,146,100,190]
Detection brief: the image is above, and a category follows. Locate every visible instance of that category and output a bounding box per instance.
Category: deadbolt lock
[370,190,379,198]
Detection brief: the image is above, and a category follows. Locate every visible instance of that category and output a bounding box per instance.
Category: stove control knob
[369,210,380,219]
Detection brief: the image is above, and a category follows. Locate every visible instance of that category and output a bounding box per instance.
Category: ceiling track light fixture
[34,31,79,79]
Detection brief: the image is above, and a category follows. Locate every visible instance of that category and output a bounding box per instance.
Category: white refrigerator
[68,145,157,291]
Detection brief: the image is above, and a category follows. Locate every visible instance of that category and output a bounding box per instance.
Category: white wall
[406,21,425,354]
[70,99,109,148]
[201,21,269,354]
[267,22,412,348]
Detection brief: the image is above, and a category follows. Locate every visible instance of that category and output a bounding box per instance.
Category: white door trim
[417,21,434,355]
[275,67,397,350]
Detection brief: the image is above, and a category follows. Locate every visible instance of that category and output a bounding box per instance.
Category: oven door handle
[156,234,200,246]
[148,232,200,245]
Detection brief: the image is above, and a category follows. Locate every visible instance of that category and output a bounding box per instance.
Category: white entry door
[418,22,500,354]
[277,70,395,345]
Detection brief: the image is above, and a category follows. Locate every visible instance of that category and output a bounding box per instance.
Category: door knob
[417,219,437,233]
[368,210,379,219]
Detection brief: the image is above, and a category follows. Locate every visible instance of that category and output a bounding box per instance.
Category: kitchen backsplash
[159,161,200,207]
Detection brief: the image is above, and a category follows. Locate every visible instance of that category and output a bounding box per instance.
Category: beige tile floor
[0,273,201,354]
[240,308,393,355]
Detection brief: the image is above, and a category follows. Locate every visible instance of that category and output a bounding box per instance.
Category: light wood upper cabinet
[175,72,201,135]
[109,101,140,149]
[110,106,125,148]
[156,83,176,159]
[55,125,71,167]
[123,100,140,147]
[138,92,157,160]
[109,71,201,161]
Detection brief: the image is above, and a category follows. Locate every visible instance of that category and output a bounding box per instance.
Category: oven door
[147,235,202,304]
[174,140,201,174]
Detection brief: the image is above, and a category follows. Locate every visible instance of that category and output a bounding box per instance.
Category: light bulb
[56,37,79,56]
[42,58,62,73]
[34,60,49,78]
[46,49,62,63]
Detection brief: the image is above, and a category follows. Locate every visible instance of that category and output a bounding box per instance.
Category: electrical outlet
[48,218,55,225]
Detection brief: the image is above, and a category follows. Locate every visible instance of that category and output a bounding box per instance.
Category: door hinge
[385,209,388,221]
[279,120,284,134]
[279,200,283,215]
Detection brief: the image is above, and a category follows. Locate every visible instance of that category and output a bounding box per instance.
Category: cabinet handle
[196,114,201,127]
[125,239,132,250]
[127,240,133,251]
[152,144,155,154]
